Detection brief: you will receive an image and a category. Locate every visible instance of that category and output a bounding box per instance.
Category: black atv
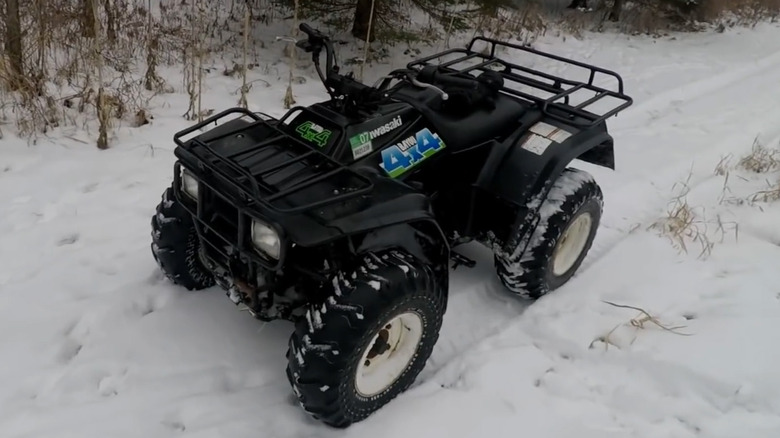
[150,23,632,427]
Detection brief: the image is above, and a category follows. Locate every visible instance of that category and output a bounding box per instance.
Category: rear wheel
[151,186,215,290]
[495,168,603,299]
[286,249,447,428]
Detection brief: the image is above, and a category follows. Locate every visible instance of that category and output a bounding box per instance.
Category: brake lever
[410,76,449,101]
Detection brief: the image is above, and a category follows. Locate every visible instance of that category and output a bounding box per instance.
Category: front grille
[204,190,239,239]
[198,187,241,265]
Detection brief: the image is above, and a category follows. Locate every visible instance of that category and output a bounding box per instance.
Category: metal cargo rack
[407,36,633,127]
[173,107,374,215]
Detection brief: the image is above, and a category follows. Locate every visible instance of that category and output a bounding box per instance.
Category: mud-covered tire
[151,186,215,291]
[286,249,447,428]
[495,168,603,299]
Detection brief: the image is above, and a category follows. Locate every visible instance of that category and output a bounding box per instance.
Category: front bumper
[173,161,288,273]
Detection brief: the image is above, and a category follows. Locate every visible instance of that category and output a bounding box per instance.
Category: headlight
[180,167,199,200]
[251,220,281,259]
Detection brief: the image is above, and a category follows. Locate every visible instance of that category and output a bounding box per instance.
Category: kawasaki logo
[367,115,403,140]
[349,116,404,160]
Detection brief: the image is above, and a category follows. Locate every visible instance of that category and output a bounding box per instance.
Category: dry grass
[1,0,778,144]
[648,174,713,258]
[738,138,780,203]
[589,300,692,351]
[537,0,780,37]
[699,0,780,24]
[713,137,780,205]
[648,170,739,259]
[737,137,780,173]
[471,3,550,44]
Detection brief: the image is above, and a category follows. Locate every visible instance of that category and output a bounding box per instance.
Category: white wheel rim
[552,212,593,276]
[355,311,423,397]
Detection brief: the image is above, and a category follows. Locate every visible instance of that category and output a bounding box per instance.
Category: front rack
[173,107,374,215]
[407,36,633,127]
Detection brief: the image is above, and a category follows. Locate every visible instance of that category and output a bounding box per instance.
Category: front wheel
[495,167,603,299]
[286,249,447,428]
[151,186,215,291]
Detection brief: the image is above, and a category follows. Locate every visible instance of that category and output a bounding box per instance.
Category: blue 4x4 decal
[380,128,446,178]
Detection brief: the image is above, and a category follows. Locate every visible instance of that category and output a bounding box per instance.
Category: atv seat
[393,85,529,151]
[427,93,529,151]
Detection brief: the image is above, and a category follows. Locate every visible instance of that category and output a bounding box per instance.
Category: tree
[277,0,517,43]
[82,0,97,37]
[609,0,623,21]
[4,0,24,83]
[352,0,376,41]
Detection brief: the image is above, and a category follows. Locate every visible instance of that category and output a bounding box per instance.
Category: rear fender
[479,117,613,256]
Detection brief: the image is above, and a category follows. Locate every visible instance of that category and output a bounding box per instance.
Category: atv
[150,23,632,427]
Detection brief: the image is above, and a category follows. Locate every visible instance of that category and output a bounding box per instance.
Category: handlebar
[299,23,326,41]
[294,23,337,97]
[415,65,479,91]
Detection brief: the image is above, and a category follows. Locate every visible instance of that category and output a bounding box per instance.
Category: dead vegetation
[713,137,780,205]
[1,1,778,146]
[648,136,780,256]
[648,169,738,259]
[589,300,692,351]
[562,0,780,36]
[737,137,780,173]
[0,0,259,145]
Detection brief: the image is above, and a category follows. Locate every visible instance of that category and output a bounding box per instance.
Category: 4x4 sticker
[296,121,332,147]
[380,128,445,178]
[349,116,404,160]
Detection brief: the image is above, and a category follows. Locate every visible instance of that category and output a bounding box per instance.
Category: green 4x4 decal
[295,121,332,147]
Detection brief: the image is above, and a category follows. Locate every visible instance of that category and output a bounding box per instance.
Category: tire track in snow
[575,50,780,274]
[611,47,780,132]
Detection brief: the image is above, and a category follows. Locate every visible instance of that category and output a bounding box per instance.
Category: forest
[1,0,778,147]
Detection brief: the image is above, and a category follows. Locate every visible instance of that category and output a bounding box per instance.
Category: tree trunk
[82,0,97,37]
[5,0,24,80]
[608,0,623,21]
[352,0,376,42]
[609,0,623,21]
[566,0,587,9]
[104,0,117,43]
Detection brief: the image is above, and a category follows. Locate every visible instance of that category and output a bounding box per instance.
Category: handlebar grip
[435,74,479,90]
[416,65,478,90]
[299,23,320,38]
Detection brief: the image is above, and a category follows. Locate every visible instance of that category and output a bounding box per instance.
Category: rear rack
[173,107,374,214]
[407,36,633,127]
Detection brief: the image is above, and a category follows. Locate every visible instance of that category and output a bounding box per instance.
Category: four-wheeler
[150,23,633,427]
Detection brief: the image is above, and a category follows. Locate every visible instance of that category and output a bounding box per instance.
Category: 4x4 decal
[296,121,332,147]
[380,128,446,178]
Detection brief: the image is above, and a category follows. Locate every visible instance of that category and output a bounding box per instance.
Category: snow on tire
[150,187,215,291]
[495,167,603,299]
[286,249,447,428]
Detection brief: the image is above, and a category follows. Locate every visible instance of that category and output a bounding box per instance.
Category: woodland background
[1,0,778,148]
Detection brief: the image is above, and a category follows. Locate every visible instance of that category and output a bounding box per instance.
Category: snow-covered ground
[3,20,780,438]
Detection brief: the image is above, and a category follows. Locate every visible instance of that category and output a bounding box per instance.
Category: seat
[424,93,529,151]
[392,83,529,151]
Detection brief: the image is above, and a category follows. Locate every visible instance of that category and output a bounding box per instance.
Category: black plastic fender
[354,220,451,274]
[277,172,451,270]
[478,113,614,256]
[327,180,451,271]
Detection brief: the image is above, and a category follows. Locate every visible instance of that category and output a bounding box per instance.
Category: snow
[3,20,780,438]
